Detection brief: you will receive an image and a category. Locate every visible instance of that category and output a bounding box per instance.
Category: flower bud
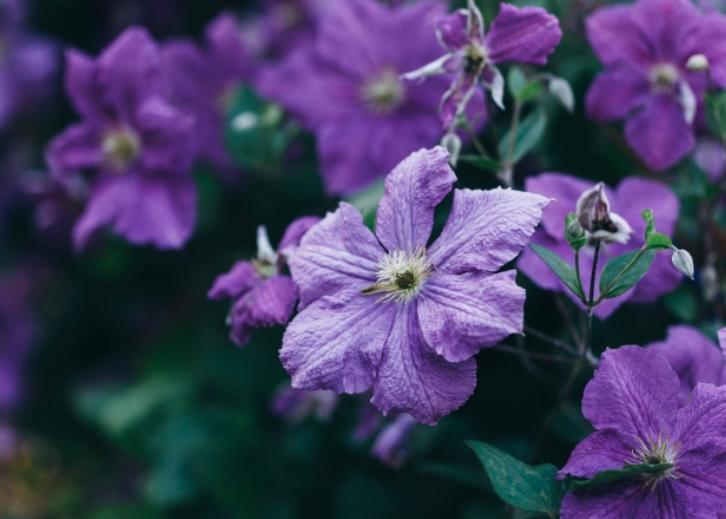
[575,183,633,244]
[548,77,575,113]
[565,212,587,250]
[671,248,695,280]
[441,132,462,167]
[686,53,710,72]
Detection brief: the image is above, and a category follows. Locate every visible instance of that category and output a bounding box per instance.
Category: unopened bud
[575,183,633,244]
[565,213,586,251]
[549,77,575,113]
[441,132,462,167]
[686,53,710,72]
[671,248,695,280]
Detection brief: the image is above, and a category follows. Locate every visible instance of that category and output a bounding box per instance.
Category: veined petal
[674,383,726,452]
[436,9,471,51]
[278,216,322,253]
[585,66,649,122]
[428,188,549,273]
[208,261,260,301]
[375,147,455,253]
[585,5,654,67]
[418,270,524,362]
[64,49,112,123]
[485,3,562,65]
[559,429,637,480]
[440,70,478,131]
[401,53,454,82]
[525,172,595,240]
[370,303,476,425]
[288,202,383,308]
[46,123,102,180]
[719,328,726,360]
[136,96,196,176]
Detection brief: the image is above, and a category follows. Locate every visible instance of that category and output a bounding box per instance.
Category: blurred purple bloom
[518,173,682,319]
[258,0,460,195]
[162,14,256,175]
[371,413,417,468]
[559,346,726,518]
[281,147,549,424]
[209,216,320,347]
[720,328,726,357]
[585,0,726,171]
[46,28,198,250]
[0,6,57,131]
[271,383,338,424]
[0,273,34,414]
[694,139,726,182]
[403,0,561,131]
[648,326,726,405]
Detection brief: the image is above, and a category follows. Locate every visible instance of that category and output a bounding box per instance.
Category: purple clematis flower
[271,383,338,424]
[559,346,726,518]
[280,147,549,424]
[647,326,726,405]
[518,173,682,319]
[403,0,561,131]
[209,216,320,347]
[257,0,466,195]
[371,413,418,468]
[46,28,198,250]
[585,0,726,171]
[694,139,726,183]
[162,14,257,176]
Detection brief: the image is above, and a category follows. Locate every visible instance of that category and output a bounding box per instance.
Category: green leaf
[646,232,673,250]
[565,213,587,251]
[498,109,547,164]
[599,249,657,299]
[566,463,673,492]
[706,91,726,141]
[507,67,527,99]
[467,440,562,517]
[641,209,655,238]
[459,154,501,172]
[529,244,584,300]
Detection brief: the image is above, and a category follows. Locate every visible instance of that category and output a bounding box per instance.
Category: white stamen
[686,53,710,72]
[363,249,433,303]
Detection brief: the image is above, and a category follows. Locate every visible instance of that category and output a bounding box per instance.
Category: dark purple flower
[403,0,561,132]
[161,14,256,175]
[257,0,460,195]
[371,413,417,468]
[281,147,549,424]
[46,28,198,250]
[648,326,726,405]
[559,346,726,518]
[209,216,320,347]
[585,0,726,171]
[518,173,682,319]
[271,383,338,424]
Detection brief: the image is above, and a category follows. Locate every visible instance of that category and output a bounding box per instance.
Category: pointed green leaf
[565,213,587,251]
[599,249,656,299]
[529,244,584,300]
[566,463,673,492]
[498,109,547,164]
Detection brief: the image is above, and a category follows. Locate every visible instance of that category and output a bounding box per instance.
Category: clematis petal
[288,202,382,308]
[582,346,680,441]
[375,147,455,253]
[625,95,695,171]
[440,70,479,131]
[485,3,562,65]
[417,270,524,362]
[525,172,596,240]
[687,17,726,88]
[208,261,260,301]
[280,289,391,394]
[585,5,654,67]
[278,216,322,253]
[674,383,726,451]
[436,9,471,50]
[46,123,102,180]
[73,174,197,251]
[428,187,549,274]
[720,328,726,360]
[586,66,649,122]
[613,178,679,238]
[64,49,112,123]
[559,429,637,480]
[370,303,476,425]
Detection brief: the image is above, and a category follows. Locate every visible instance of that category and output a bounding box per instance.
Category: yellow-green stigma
[362,249,433,303]
[649,63,680,91]
[463,43,487,75]
[102,128,141,173]
[362,69,406,115]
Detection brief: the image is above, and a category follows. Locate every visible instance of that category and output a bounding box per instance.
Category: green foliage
[565,213,587,251]
[507,67,543,104]
[706,91,726,142]
[599,249,657,299]
[530,243,585,301]
[498,109,548,164]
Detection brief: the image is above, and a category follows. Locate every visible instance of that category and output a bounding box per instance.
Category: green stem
[462,120,492,160]
[574,249,586,305]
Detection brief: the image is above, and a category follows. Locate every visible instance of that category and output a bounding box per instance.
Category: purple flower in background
[694,139,726,183]
[559,346,726,518]
[271,383,338,424]
[162,14,256,175]
[258,0,461,195]
[720,328,726,356]
[518,173,682,319]
[281,147,549,424]
[585,0,726,171]
[46,28,198,250]
[0,3,57,131]
[403,0,561,131]
[648,326,726,405]
[209,216,320,347]
[371,413,417,468]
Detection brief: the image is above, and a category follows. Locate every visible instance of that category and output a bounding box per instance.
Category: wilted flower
[46,28,198,250]
[271,383,338,424]
[281,147,549,424]
[371,414,417,468]
[209,216,320,347]
[518,173,682,319]
[403,0,561,131]
[258,0,466,195]
[585,0,726,170]
[648,326,726,405]
[559,346,726,517]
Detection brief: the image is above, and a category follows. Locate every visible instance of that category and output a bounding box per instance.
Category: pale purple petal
[720,328,726,359]
[613,178,679,238]
[585,5,654,67]
[372,413,417,468]
[694,140,726,182]
[586,66,649,122]
[440,70,478,131]
[485,3,562,65]
[375,147,455,253]
[73,174,197,250]
[625,95,695,171]
[559,429,637,479]
[525,172,595,240]
[208,261,260,300]
[691,17,726,88]
[46,123,102,179]
[370,304,476,425]
[582,346,680,441]
[281,289,390,394]
[417,270,524,362]
[278,216,322,252]
[436,10,470,50]
[428,188,550,273]
[629,252,683,304]
[64,49,112,123]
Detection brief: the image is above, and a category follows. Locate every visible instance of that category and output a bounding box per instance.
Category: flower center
[362,249,433,303]
[649,63,680,92]
[362,68,406,115]
[464,43,488,75]
[102,128,141,173]
[632,436,679,488]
